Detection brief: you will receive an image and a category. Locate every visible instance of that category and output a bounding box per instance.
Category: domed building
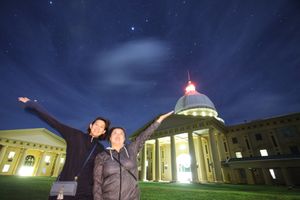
[174,80,224,123]
[132,80,300,186]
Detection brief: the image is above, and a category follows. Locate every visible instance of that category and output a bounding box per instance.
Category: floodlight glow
[18,166,34,176]
[179,144,186,150]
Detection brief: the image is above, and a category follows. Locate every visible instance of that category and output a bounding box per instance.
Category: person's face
[89,120,106,137]
[110,128,125,146]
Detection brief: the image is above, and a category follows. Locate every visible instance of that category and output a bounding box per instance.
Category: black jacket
[24,101,104,200]
[93,121,160,200]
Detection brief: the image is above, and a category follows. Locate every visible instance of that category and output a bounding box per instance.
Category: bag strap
[105,150,137,181]
[75,143,98,179]
[57,143,98,181]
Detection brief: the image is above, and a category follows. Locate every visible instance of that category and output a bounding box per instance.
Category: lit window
[8,152,15,161]
[44,156,51,164]
[60,158,65,164]
[235,152,242,158]
[201,111,206,116]
[269,169,276,179]
[2,164,10,172]
[260,149,268,156]
[179,144,186,150]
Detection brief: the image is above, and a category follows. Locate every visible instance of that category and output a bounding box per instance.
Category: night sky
[1,0,300,137]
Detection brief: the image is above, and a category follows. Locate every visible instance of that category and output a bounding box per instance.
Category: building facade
[132,81,300,186]
[0,128,66,177]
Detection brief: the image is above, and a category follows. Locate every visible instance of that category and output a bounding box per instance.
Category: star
[49,1,53,5]
[131,26,135,31]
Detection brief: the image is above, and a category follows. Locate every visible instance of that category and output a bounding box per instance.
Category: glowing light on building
[18,166,34,176]
[177,154,192,183]
[179,144,186,150]
[185,81,196,94]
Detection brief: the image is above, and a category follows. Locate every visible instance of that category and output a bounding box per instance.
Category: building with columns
[132,81,300,186]
[0,128,66,177]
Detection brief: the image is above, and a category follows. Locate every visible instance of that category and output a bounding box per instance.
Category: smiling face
[89,120,106,137]
[109,128,126,147]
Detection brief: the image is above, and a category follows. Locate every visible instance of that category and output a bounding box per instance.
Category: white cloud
[95,38,170,89]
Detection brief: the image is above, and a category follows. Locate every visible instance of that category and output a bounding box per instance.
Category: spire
[185,71,197,95]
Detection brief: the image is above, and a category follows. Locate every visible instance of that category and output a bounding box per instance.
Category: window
[269,169,276,179]
[60,158,65,164]
[279,126,297,137]
[44,156,51,165]
[260,149,268,156]
[24,155,35,166]
[235,152,242,158]
[289,146,300,154]
[7,151,15,162]
[232,137,238,144]
[2,164,10,173]
[255,134,262,141]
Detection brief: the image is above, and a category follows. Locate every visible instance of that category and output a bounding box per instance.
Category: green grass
[0,176,300,200]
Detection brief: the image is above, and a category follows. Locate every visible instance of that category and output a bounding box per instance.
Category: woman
[18,97,110,200]
[93,111,173,200]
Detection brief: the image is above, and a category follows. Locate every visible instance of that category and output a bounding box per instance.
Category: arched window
[24,155,35,166]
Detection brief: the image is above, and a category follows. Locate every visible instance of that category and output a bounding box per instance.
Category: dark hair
[107,127,126,141]
[87,116,110,140]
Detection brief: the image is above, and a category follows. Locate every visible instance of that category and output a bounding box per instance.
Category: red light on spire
[185,81,196,94]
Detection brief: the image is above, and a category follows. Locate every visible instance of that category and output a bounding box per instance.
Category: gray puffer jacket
[93,121,160,200]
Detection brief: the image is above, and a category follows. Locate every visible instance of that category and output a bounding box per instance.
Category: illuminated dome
[175,81,224,122]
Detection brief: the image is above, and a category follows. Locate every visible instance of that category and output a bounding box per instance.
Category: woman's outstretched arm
[18,97,78,140]
[131,111,174,154]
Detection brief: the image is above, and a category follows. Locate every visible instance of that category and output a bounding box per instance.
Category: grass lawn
[0,176,300,200]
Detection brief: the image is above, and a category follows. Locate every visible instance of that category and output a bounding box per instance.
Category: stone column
[36,151,46,176]
[141,145,147,181]
[208,129,223,182]
[281,167,293,186]
[13,148,28,175]
[198,137,208,182]
[0,145,8,165]
[170,135,177,182]
[262,168,273,185]
[245,168,255,184]
[52,153,63,177]
[155,139,160,181]
[216,134,226,161]
[188,131,199,183]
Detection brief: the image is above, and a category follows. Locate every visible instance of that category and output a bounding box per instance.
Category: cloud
[94,38,170,89]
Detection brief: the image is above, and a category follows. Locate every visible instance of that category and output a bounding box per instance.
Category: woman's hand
[18,97,31,103]
[156,111,174,123]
